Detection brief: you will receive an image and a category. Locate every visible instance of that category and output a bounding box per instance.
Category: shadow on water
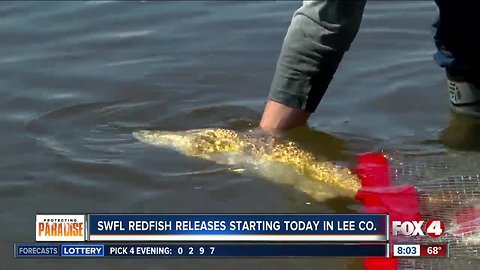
[439,112,480,151]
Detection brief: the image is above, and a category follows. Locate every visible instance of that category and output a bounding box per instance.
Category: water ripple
[0,1,470,269]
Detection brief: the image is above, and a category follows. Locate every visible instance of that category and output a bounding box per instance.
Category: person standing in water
[259,1,480,133]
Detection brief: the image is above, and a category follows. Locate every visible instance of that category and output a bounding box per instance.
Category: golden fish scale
[265,142,360,193]
[189,129,245,154]
[191,129,361,193]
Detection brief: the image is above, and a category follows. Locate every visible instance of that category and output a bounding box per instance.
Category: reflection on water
[1,1,479,269]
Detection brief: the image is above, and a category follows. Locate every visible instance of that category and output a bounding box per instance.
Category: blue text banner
[87,214,387,241]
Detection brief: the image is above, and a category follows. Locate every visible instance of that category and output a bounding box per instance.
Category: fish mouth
[132,130,190,151]
[132,130,169,144]
[132,130,154,142]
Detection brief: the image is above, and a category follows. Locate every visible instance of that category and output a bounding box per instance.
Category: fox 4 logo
[392,219,445,238]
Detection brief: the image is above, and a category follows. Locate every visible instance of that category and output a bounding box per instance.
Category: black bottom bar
[15,243,387,258]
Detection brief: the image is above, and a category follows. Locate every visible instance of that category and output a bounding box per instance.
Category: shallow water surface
[1,1,479,269]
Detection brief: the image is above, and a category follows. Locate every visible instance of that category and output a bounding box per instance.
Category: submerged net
[378,153,480,269]
[397,259,479,270]
[389,156,480,260]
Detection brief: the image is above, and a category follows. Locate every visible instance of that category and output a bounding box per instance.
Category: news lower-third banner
[36,214,388,242]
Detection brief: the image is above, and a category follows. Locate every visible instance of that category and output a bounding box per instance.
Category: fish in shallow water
[133,128,480,247]
[133,128,361,200]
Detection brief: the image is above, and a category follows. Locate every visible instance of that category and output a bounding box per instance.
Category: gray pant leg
[268,0,366,112]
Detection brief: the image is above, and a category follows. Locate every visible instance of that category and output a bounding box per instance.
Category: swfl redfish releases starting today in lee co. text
[96,220,365,232]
